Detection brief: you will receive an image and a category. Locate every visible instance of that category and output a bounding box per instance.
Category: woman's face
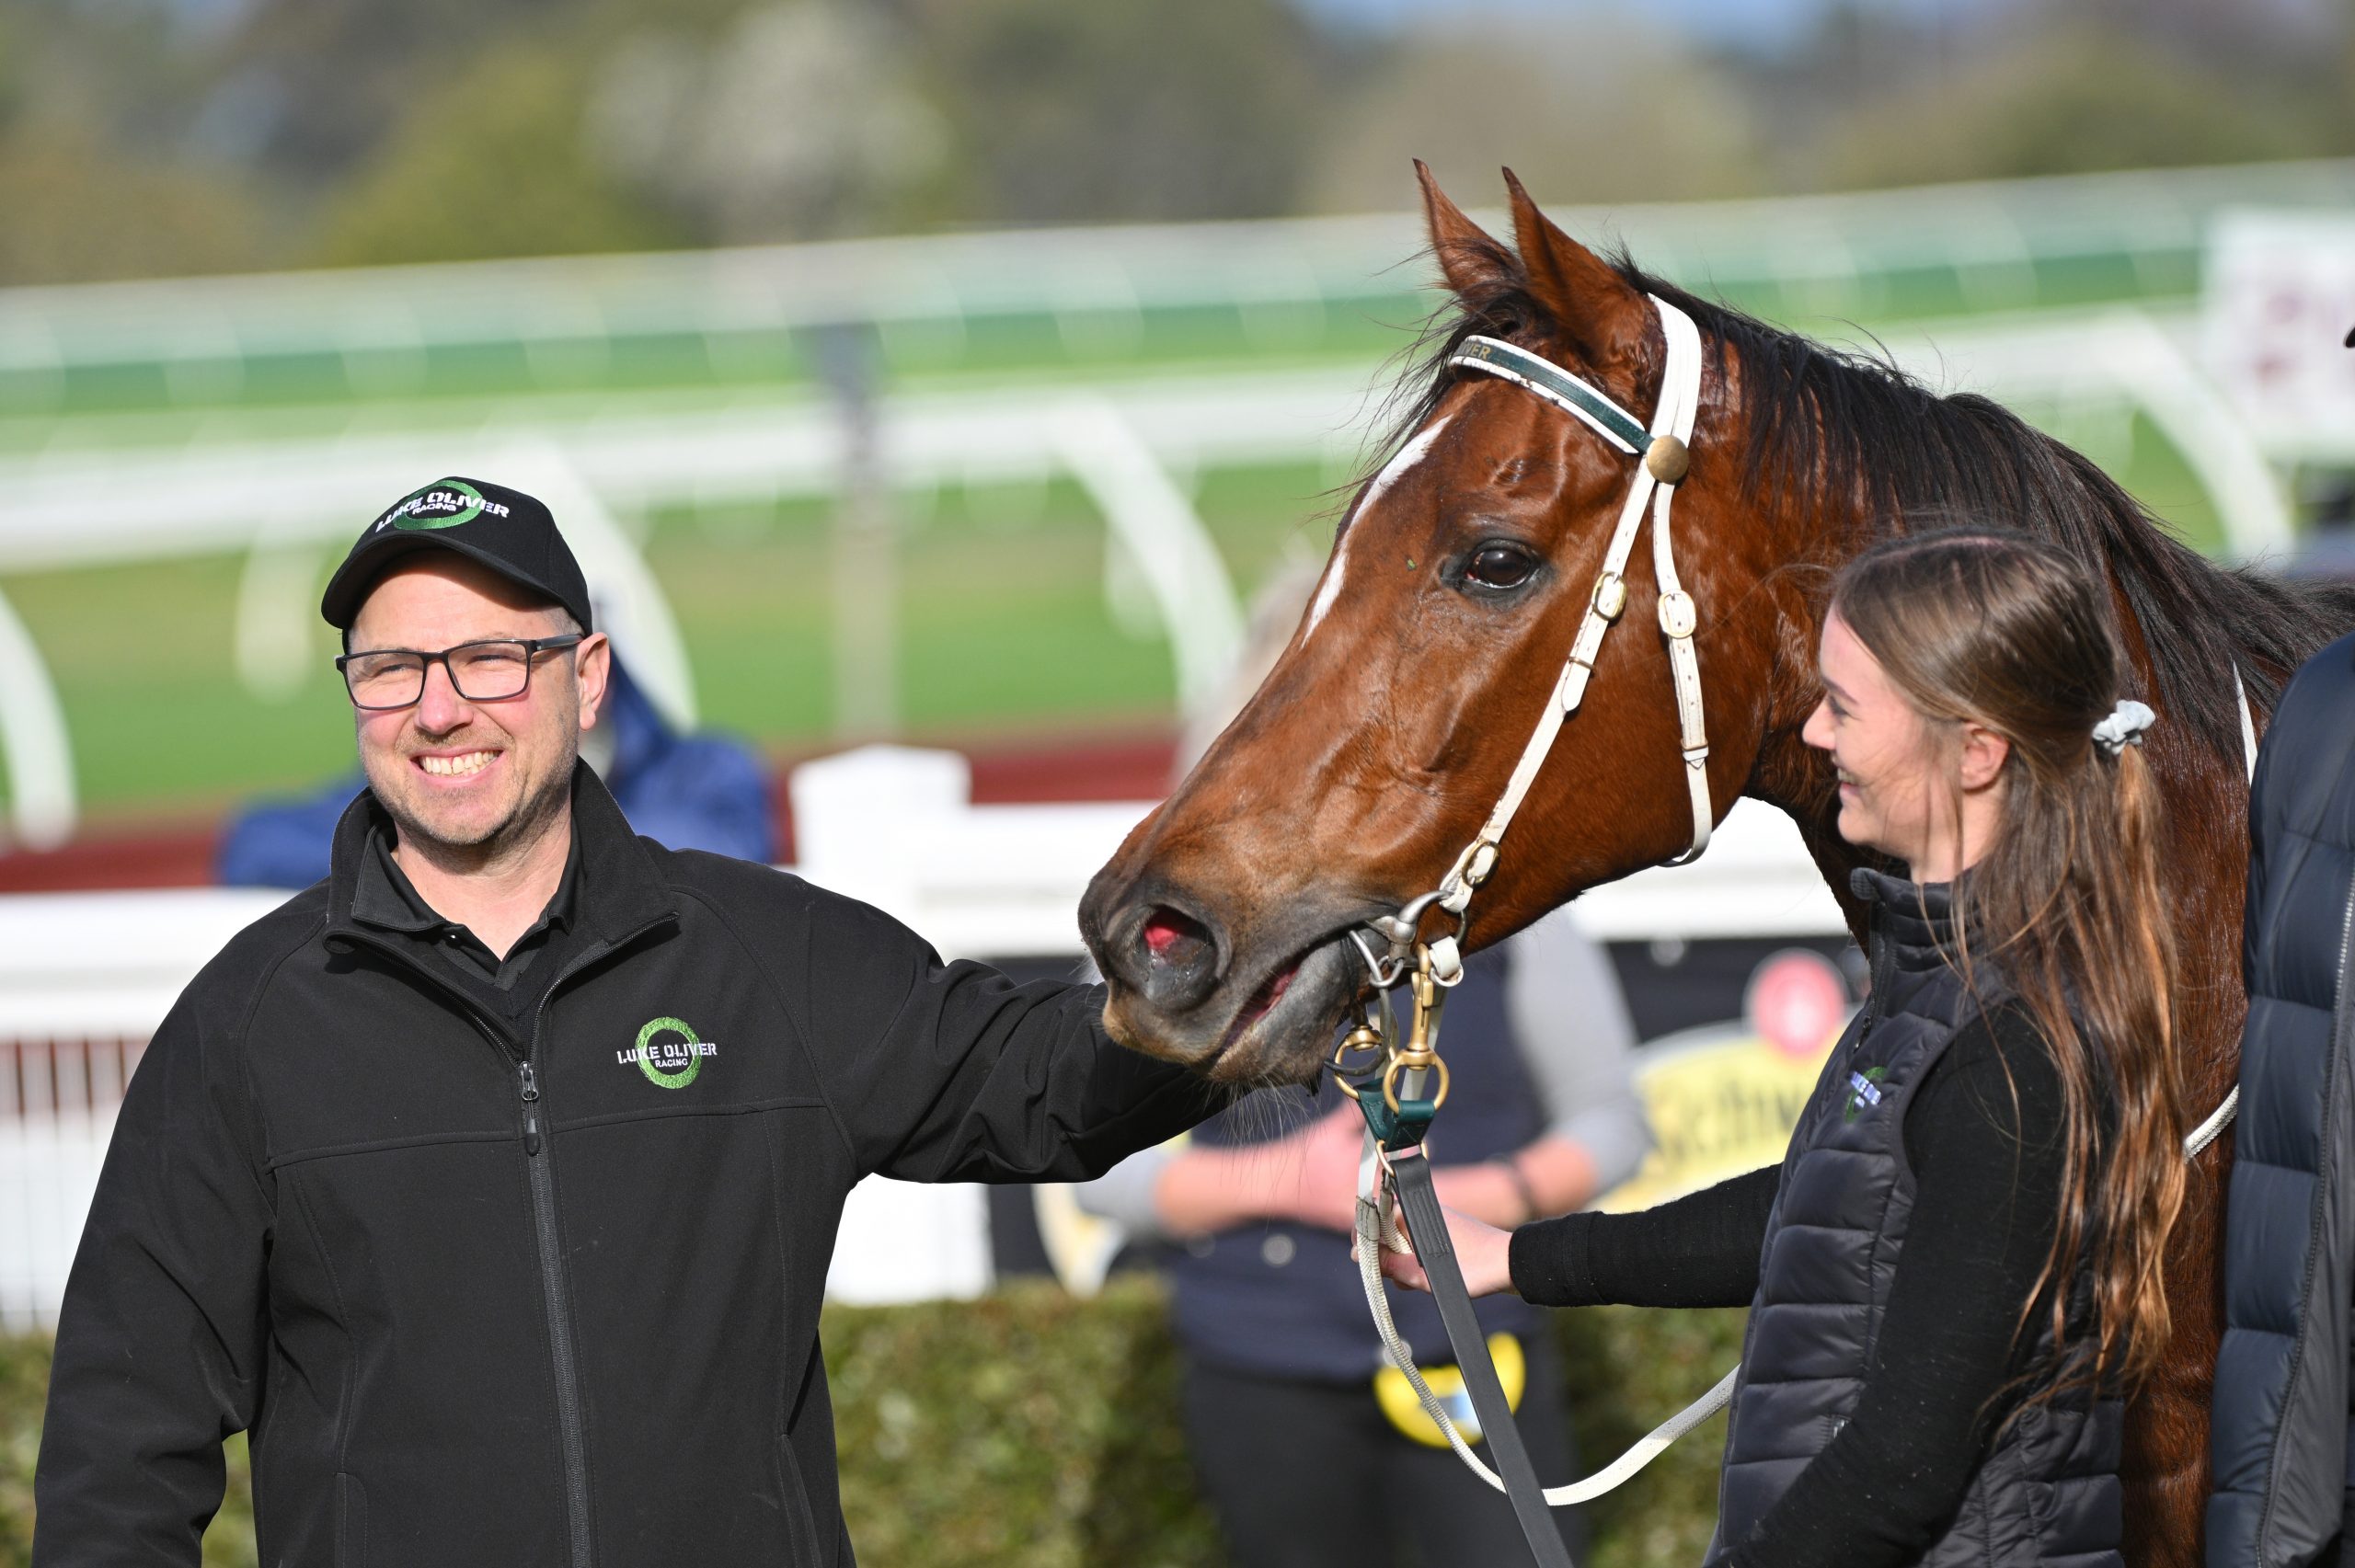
[1801,610,1951,872]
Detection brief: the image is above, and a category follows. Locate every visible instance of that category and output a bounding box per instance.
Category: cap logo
[374,480,511,533]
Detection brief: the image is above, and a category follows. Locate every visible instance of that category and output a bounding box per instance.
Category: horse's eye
[1465,542,1538,589]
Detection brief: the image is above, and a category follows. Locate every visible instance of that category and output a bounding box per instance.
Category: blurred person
[2202,321,2355,1568]
[33,477,1222,1567]
[1077,561,1650,1566]
[216,649,775,887]
[1387,532,2186,1568]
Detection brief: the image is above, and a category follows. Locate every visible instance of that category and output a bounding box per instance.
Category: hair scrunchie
[2091,699,2155,757]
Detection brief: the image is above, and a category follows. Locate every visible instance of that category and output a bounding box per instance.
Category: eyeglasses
[336,634,586,711]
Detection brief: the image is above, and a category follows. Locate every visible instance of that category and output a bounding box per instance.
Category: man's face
[347,556,609,859]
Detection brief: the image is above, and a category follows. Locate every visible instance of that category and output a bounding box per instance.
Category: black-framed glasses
[336,634,586,711]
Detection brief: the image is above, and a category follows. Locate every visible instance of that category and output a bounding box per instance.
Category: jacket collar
[1847,864,1960,975]
[327,761,674,950]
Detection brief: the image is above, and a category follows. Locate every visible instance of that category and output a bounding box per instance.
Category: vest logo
[1843,1066,1887,1123]
[373,480,511,533]
[621,1016,718,1090]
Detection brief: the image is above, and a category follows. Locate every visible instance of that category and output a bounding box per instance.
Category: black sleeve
[1729,1002,2066,1568]
[782,879,1226,1184]
[1508,1164,1781,1308]
[34,967,277,1566]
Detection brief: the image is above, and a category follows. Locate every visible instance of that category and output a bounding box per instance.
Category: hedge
[0,1280,1744,1567]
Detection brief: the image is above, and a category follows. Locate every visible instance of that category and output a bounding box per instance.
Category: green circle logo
[389,480,487,532]
[636,1016,704,1090]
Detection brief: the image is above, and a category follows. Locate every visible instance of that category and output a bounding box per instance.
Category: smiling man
[32,477,1220,1567]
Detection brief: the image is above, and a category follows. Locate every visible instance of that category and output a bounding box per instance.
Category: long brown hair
[1832,529,2186,1396]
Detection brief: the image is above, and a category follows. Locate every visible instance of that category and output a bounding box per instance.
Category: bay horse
[1077,164,2355,1565]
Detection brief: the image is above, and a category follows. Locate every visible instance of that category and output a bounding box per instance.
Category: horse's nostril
[1143,907,1212,968]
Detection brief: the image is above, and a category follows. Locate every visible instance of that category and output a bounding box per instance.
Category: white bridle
[1393,296,1711,974]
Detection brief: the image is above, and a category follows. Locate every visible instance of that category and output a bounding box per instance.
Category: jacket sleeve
[34,978,275,1566]
[784,882,1224,1184]
[2209,639,2355,1568]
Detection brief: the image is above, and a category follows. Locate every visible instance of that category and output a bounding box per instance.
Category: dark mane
[1371,237,2355,765]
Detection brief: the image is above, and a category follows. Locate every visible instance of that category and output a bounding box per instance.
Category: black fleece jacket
[34,766,1220,1568]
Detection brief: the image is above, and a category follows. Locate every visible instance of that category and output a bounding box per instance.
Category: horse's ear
[1503,167,1648,367]
[1416,159,1513,300]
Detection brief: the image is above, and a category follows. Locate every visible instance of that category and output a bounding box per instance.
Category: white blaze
[1304,415,1452,643]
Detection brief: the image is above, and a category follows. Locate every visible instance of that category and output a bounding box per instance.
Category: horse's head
[1080,166,1826,1082]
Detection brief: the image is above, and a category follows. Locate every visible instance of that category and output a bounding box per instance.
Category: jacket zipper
[519,1005,591,1568]
[523,935,632,1568]
[1861,918,1895,1038]
[520,1060,542,1154]
[335,920,665,1568]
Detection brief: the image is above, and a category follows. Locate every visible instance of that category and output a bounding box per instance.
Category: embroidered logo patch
[373,479,511,532]
[1844,1066,1888,1123]
[619,1016,718,1090]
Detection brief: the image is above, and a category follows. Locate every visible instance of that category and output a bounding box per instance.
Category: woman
[1385,530,2187,1568]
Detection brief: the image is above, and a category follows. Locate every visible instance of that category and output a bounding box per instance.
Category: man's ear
[1957,720,2010,793]
[575,632,613,730]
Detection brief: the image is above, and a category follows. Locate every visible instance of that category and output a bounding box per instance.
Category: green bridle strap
[1447,335,1652,455]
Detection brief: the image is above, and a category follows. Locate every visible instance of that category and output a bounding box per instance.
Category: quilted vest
[1703,867,2123,1568]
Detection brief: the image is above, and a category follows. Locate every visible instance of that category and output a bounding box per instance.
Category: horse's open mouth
[1203,936,1359,1082]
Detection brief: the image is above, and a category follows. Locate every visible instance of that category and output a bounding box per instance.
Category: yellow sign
[1603,1024,1839,1213]
[1374,1332,1526,1448]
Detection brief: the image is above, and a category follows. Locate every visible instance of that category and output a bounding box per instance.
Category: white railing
[0,748,1842,1320]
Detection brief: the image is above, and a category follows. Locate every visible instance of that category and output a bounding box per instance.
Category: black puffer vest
[1703,868,2123,1568]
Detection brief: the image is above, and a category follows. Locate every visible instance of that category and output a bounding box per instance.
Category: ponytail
[1833,530,2186,1399]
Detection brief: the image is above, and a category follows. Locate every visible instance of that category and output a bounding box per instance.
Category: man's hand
[1376,1202,1519,1299]
[1152,1100,1371,1237]
[1267,1103,1370,1232]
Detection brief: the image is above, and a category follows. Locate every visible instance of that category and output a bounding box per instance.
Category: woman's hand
[1375,1202,1519,1299]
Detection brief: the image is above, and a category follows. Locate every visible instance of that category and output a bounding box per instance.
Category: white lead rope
[1358,1068,2240,1513]
[1352,1133,1735,1504]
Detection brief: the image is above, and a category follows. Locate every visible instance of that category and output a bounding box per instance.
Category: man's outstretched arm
[773,878,1225,1184]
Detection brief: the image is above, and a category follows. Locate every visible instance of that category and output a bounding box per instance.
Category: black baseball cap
[321,477,593,634]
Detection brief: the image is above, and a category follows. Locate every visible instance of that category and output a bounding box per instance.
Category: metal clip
[1658,590,1698,640]
[1591,571,1627,621]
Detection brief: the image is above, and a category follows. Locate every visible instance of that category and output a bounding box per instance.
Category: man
[34,477,1219,1565]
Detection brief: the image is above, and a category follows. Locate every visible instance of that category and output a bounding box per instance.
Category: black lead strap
[1388,1148,1575,1568]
